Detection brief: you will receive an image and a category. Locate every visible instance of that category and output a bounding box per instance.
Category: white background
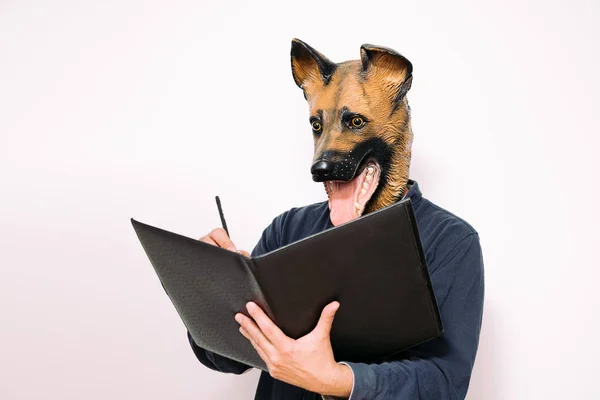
[1,0,599,399]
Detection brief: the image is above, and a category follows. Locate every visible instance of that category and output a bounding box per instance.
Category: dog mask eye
[350,117,365,128]
[311,121,322,132]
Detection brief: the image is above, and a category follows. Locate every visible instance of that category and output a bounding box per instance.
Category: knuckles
[268,357,282,378]
[261,324,272,336]
[270,354,282,366]
[280,342,294,357]
[269,367,281,379]
[267,344,294,379]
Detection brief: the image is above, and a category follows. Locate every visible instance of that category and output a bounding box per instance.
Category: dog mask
[291,39,414,226]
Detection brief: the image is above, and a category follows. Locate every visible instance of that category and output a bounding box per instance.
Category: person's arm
[186,214,286,374]
[331,233,485,399]
[187,331,251,374]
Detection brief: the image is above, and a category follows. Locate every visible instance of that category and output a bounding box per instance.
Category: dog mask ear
[360,44,413,103]
[291,38,337,90]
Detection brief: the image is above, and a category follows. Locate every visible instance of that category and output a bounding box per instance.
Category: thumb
[313,301,340,338]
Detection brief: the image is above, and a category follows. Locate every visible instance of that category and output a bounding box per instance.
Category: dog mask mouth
[323,158,381,226]
[311,140,391,226]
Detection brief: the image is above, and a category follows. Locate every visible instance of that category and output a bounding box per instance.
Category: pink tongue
[329,177,362,226]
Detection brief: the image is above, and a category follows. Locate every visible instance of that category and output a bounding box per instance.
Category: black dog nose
[311,160,335,180]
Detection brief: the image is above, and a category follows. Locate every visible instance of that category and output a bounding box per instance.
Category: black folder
[131,199,443,371]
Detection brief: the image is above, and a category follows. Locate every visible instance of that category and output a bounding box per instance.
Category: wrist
[319,363,353,398]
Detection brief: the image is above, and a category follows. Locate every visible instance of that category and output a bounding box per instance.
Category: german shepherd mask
[291,39,414,226]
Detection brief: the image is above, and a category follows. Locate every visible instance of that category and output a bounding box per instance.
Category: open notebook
[131,199,443,371]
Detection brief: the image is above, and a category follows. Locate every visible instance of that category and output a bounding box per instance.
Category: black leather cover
[131,199,443,371]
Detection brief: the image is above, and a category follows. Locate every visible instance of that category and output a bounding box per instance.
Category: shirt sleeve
[337,233,485,400]
[186,331,251,374]
[186,213,286,374]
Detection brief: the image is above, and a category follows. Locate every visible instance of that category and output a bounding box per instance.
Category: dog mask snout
[311,160,335,181]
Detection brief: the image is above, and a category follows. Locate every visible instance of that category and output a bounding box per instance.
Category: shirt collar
[402,179,423,206]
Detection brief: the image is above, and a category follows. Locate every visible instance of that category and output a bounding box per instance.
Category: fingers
[200,228,246,254]
[235,312,275,354]
[246,302,288,346]
[208,228,237,251]
[313,301,340,338]
[239,326,270,363]
[199,235,218,246]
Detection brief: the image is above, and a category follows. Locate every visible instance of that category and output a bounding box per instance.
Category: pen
[215,195,230,237]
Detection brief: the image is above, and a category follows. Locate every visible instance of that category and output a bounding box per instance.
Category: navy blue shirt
[188,181,485,399]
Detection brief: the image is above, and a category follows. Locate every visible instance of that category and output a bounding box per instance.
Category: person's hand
[199,228,250,256]
[235,301,353,397]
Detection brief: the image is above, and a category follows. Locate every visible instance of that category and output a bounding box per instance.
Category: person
[188,39,484,400]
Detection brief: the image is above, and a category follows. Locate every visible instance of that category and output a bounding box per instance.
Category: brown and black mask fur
[291,39,413,218]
